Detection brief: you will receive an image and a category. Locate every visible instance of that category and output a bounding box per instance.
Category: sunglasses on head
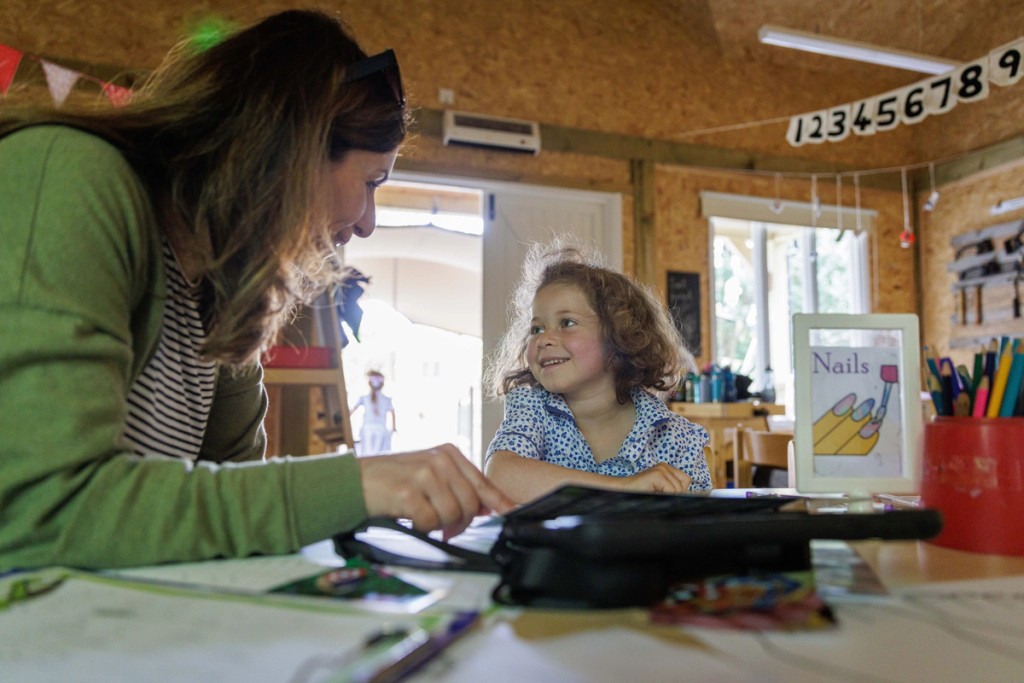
[343,48,405,109]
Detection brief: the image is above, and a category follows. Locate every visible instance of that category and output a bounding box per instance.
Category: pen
[334,610,480,683]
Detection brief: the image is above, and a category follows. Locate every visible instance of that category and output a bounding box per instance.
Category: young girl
[485,239,712,503]
[351,370,397,455]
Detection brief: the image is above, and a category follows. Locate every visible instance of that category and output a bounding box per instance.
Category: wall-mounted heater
[442,110,541,155]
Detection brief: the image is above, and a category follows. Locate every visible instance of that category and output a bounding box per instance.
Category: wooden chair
[731,425,793,489]
[702,445,723,489]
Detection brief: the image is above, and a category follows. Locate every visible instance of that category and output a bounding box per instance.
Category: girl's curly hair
[485,237,696,404]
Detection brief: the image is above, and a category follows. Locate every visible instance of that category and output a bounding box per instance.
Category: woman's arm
[486,450,691,504]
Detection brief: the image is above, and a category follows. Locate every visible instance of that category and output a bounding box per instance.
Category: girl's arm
[486,450,690,504]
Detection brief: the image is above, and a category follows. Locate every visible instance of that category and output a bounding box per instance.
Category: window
[701,192,875,412]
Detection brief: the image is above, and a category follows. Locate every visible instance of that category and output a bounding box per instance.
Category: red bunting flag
[0,44,24,95]
[102,82,133,107]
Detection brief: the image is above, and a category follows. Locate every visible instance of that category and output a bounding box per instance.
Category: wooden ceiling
[702,0,1018,80]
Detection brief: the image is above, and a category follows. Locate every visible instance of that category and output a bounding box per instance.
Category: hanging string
[854,174,863,235]
[835,174,844,236]
[770,173,783,214]
[810,175,820,229]
[899,167,915,249]
[923,161,940,211]
[669,114,794,140]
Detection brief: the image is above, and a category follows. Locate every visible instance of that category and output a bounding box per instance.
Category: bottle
[762,367,776,404]
[710,366,723,403]
[698,373,710,404]
[722,366,736,403]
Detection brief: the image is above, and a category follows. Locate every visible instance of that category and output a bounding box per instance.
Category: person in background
[484,239,712,503]
[0,9,512,572]
[351,370,397,455]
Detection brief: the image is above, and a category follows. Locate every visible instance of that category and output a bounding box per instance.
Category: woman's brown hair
[485,237,696,404]
[0,10,408,367]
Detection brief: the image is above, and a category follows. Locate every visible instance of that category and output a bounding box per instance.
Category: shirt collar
[542,386,671,433]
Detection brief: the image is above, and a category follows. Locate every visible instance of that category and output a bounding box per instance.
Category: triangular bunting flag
[0,44,25,95]
[41,60,81,107]
[102,82,133,107]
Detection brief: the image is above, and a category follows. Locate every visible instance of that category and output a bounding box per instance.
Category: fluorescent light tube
[991,196,1024,215]
[758,25,960,75]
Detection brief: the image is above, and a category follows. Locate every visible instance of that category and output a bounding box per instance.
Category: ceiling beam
[415,108,1024,194]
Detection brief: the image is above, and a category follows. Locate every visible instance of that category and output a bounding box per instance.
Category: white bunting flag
[41,60,81,107]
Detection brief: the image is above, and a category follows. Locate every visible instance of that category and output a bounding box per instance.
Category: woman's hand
[622,462,691,494]
[358,444,515,539]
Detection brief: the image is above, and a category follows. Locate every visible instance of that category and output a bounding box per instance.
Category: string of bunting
[0,43,133,107]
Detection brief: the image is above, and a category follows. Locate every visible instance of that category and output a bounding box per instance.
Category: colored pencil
[987,342,1015,417]
[956,364,972,400]
[940,364,955,417]
[923,346,939,378]
[984,339,998,384]
[998,344,1024,417]
[954,390,971,417]
[971,349,984,392]
[927,373,946,416]
[972,376,990,417]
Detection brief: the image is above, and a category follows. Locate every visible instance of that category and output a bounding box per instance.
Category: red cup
[920,417,1024,555]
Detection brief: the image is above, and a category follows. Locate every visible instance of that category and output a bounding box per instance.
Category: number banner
[787,37,1022,146]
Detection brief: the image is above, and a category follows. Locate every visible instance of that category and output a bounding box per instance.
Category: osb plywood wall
[653,167,917,365]
[919,161,1024,370]
[4,0,1023,361]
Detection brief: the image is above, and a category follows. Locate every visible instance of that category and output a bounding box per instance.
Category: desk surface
[5,536,1024,682]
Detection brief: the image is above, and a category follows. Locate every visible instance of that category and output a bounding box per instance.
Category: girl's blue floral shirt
[486,385,712,491]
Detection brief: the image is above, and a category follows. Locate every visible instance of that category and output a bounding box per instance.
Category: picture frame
[792,313,922,497]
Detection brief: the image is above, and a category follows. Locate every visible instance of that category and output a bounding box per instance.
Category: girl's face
[327,148,398,247]
[527,283,613,401]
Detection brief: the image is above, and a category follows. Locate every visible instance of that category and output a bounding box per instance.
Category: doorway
[342,174,622,466]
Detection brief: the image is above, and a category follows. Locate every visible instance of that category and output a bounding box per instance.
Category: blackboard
[667,271,701,357]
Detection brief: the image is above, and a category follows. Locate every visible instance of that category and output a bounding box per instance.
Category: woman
[0,9,511,571]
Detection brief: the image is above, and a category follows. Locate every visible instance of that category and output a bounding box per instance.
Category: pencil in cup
[987,339,1020,417]
[998,342,1024,417]
[972,376,990,418]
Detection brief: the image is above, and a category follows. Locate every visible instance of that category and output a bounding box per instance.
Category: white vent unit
[442,110,541,155]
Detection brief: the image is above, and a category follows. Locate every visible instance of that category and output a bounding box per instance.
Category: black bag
[335,486,943,609]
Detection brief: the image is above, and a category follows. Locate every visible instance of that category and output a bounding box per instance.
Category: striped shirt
[122,239,216,460]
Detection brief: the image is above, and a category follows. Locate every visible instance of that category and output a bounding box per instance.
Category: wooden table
[669,402,786,487]
[10,531,1024,682]
[852,538,1024,588]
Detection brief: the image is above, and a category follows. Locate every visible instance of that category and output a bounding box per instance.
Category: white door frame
[392,170,623,466]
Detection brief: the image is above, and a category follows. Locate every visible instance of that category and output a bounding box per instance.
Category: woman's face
[328,148,398,247]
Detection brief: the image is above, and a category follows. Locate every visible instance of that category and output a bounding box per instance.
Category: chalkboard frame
[666,270,702,357]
